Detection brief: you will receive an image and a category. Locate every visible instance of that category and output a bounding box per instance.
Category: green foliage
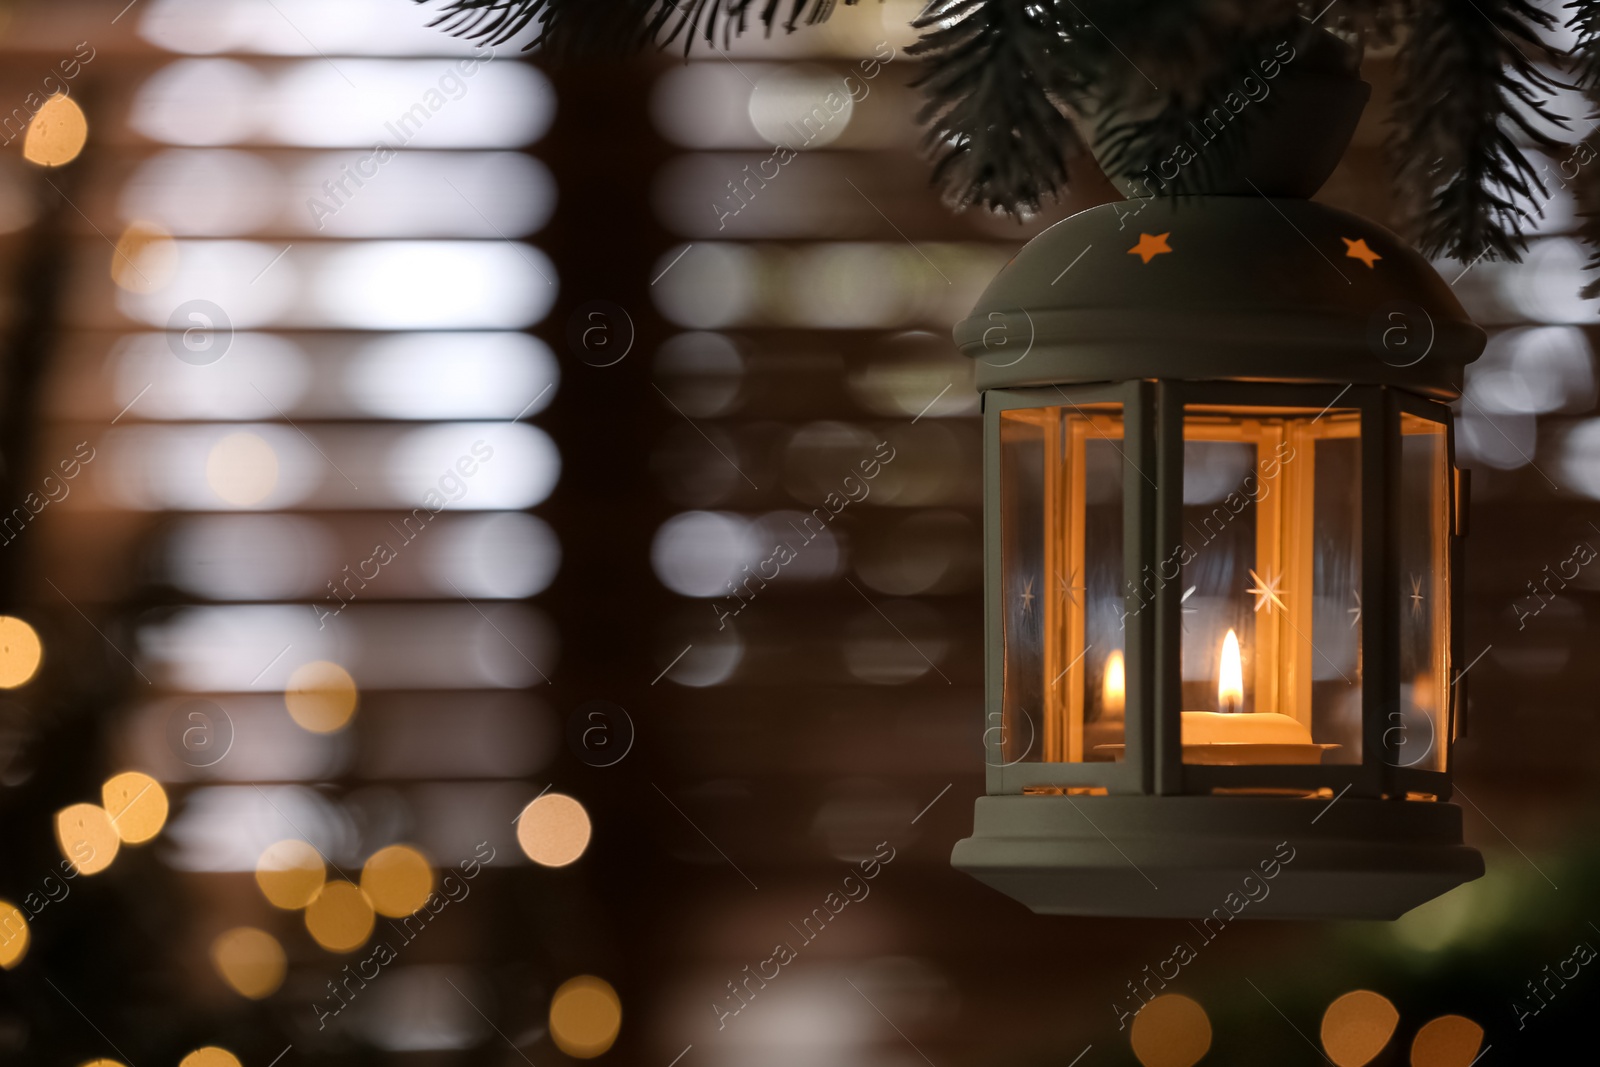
[418,0,868,56]
[417,0,1600,288]
[1388,0,1568,263]
[906,0,1087,216]
[1565,0,1600,295]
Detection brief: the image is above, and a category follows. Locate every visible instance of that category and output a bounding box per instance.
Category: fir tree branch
[1072,0,1304,107]
[1388,0,1569,263]
[1090,24,1308,197]
[413,0,1592,272]
[415,0,867,57]
[1320,0,1410,49]
[907,0,1313,214]
[908,0,1088,216]
[1563,0,1600,295]
[1566,0,1600,89]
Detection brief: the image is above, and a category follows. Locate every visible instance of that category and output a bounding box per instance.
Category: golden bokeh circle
[101,771,169,845]
[111,222,178,294]
[255,839,326,910]
[210,926,286,999]
[0,898,28,970]
[178,1048,241,1067]
[1321,989,1400,1067]
[304,881,375,953]
[549,975,622,1059]
[1130,993,1212,1067]
[284,660,359,733]
[516,793,592,868]
[23,94,88,168]
[55,802,120,875]
[361,844,434,917]
[78,1061,127,1067]
[1410,1014,1484,1067]
[0,616,43,688]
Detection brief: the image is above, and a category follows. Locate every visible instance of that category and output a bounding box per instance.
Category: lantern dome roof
[954,195,1485,398]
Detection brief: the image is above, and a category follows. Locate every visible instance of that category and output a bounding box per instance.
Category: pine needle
[1388,0,1569,263]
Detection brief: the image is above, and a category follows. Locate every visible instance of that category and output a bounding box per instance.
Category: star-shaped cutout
[1348,588,1362,629]
[1409,573,1425,617]
[1128,232,1172,264]
[1058,569,1085,608]
[1018,576,1036,616]
[1343,237,1382,269]
[1247,568,1287,615]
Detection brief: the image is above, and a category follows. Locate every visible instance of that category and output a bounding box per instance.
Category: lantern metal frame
[984,381,1464,802]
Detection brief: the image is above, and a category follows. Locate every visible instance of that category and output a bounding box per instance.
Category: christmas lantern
[949,33,1485,919]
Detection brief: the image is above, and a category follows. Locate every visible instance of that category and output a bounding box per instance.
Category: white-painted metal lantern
[949,36,1485,919]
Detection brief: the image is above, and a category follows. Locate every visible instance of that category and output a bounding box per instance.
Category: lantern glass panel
[1398,413,1451,772]
[1178,405,1363,765]
[998,404,1125,765]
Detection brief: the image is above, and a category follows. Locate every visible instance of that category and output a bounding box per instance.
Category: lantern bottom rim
[952,794,1483,921]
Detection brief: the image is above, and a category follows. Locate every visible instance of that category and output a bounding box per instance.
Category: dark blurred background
[0,1,1595,1065]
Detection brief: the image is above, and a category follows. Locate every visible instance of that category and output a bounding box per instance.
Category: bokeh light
[549,975,622,1058]
[0,615,43,688]
[1503,238,1591,322]
[304,880,375,952]
[843,599,948,684]
[255,839,326,909]
[650,511,756,596]
[845,330,978,418]
[1468,325,1594,416]
[651,63,762,148]
[654,607,744,687]
[23,94,87,167]
[284,660,359,733]
[120,148,281,235]
[165,513,334,599]
[516,792,591,867]
[317,241,555,329]
[178,1048,241,1067]
[345,331,559,418]
[650,242,757,328]
[428,512,562,599]
[111,221,179,293]
[205,431,280,507]
[0,898,28,969]
[129,58,264,146]
[747,64,854,147]
[211,926,286,998]
[55,802,120,875]
[654,332,744,417]
[265,60,554,148]
[1410,1015,1485,1067]
[361,844,434,917]
[1321,989,1399,1066]
[101,770,170,844]
[1130,994,1212,1067]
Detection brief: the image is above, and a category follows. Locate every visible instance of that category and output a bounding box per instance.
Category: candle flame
[1102,650,1125,718]
[1219,628,1243,713]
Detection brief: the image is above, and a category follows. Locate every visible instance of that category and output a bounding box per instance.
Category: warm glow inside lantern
[997,399,1454,777]
[951,29,1484,920]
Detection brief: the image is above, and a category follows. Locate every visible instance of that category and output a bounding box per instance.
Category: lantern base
[952,794,1482,920]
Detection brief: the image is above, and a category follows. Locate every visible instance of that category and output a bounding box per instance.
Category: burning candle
[1218,628,1243,714]
[1102,649,1125,719]
[1180,626,1314,759]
